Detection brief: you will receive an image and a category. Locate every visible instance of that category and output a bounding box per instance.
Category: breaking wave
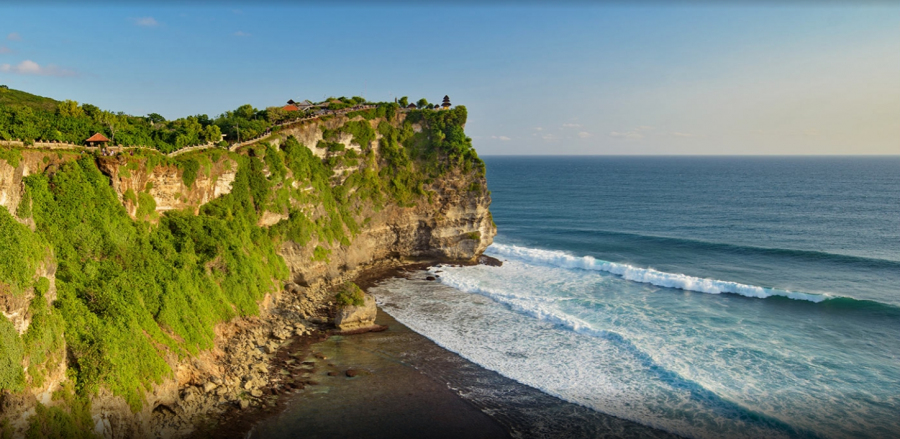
[487,243,832,303]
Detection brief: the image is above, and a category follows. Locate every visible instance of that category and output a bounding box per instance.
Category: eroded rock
[334,293,377,331]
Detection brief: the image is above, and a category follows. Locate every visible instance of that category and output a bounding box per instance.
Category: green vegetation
[0,95,222,153]
[23,156,288,409]
[0,94,485,431]
[312,245,330,262]
[0,207,47,295]
[0,146,22,167]
[180,158,200,187]
[22,277,66,389]
[25,400,96,439]
[0,314,25,392]
[334,282,365,307]
[136,191,157,221]
[339,120,376,148]
[0,87,58,112]
[0,88,443,156]
[405,106,484,177]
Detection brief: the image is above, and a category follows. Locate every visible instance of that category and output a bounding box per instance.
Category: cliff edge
[0,105,494,437]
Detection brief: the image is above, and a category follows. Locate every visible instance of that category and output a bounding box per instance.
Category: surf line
[487,244,831,303]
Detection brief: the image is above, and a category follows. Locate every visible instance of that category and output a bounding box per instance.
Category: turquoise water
[375,156,900,439]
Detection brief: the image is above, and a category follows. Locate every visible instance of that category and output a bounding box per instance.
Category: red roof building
[283,104,300,112]
[85,133,109,146]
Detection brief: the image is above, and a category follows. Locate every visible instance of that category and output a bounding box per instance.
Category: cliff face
[0,150,80,224]
[92,148,493,287]
[281,166,493,285]
[89,113,493,287]
[96,156,238,217]
[0,108,494,437]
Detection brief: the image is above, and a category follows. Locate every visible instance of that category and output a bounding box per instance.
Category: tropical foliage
[0,92,482,432]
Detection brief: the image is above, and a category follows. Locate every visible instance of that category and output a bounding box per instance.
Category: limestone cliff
[97,156,237,217]
[0,107,495,438]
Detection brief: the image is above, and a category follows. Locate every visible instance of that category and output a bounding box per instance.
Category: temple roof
[85,133,109,142]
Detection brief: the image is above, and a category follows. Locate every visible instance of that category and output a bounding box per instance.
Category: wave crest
[486,243,831,303]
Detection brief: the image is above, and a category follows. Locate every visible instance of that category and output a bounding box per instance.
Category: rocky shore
[137,258,412,438]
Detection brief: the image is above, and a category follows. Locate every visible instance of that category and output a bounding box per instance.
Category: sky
[0,3,897,155]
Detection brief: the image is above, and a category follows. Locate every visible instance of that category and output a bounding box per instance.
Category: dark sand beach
[245,291,680,439]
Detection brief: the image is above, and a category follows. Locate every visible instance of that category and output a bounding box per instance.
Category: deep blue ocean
[375,156,900,439]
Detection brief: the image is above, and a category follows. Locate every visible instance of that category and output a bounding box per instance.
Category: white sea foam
[486,243,830,303]
[430,268,619,341]
[372,275,797,439]
[395,246,898,439]
[375,245,900,439]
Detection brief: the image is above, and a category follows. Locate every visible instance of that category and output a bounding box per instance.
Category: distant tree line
[0,100,224,154]
[0,93,450,154]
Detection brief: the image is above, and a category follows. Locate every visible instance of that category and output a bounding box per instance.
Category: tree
[57,100,83,118]
[398,96,409,107]
[203,124,222,143]
[235,104,256,119]
[81,103,101,120]
[146,113,166,124]
[195,114,212,127]
[266,106,288,123]
[99,111,125,145]
[416,98,428,109]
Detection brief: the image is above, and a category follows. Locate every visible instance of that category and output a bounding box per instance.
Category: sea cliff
[0,106,494,437]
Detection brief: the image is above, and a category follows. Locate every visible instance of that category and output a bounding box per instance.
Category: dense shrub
[335,282,365,307]
[24,156,288,409]
[0,314,24,392]
[25,401,96,439]
[0,207,46,295]
[179,158,200,187]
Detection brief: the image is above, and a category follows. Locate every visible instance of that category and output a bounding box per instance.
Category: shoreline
[181,260,485,438]
[190,262,680,439]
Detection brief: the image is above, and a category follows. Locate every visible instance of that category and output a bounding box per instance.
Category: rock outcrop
[334,293,377,331]
[96,155,238,219]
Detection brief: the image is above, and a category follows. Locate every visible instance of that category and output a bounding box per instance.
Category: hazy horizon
[1,3,897,155]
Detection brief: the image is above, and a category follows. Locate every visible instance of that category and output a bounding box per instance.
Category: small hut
[283,104,300,112]
[85,133,109,147]
[441,95,451,109]
[407,103,417,109]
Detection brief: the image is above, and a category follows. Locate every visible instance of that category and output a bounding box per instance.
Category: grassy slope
[0,87,59,112]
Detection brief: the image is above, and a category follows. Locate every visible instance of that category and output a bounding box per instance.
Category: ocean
[373,156,900,439]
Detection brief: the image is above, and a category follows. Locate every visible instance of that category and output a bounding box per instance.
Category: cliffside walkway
[0,104,399,159]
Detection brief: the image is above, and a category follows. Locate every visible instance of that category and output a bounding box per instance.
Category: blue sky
[1,4,897,155]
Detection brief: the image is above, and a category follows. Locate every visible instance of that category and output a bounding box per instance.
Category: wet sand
[248,301,680,439]
[247,310,509,439]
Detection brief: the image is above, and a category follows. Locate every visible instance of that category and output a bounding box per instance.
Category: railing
[0,103,409,157]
